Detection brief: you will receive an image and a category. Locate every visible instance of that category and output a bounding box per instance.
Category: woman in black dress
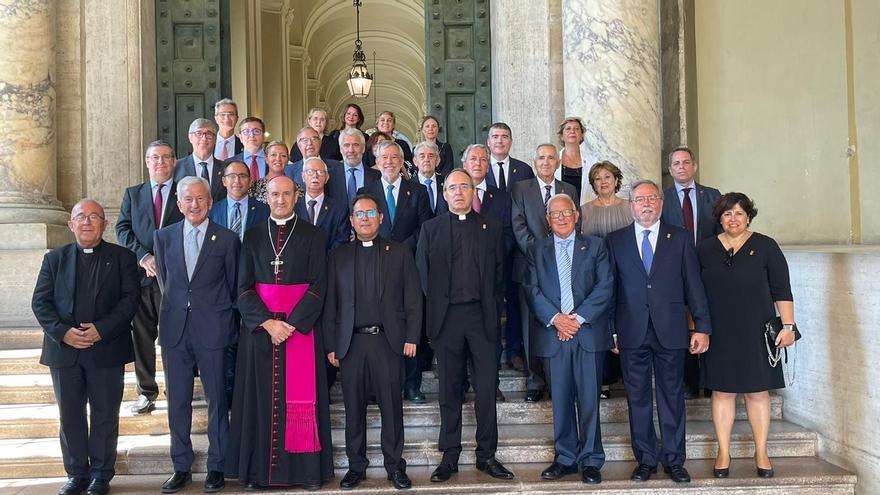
[327,103,369,161]
[418,115,455,177]
[697,192,798,479]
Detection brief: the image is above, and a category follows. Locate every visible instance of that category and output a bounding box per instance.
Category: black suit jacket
[116,180,185,286]
[661,183,722,243]
[327,162,381,210]
[485,157,535,192]
[479,184,516,259]
[173,155,227,203]
[510,179,579,282]
[217,134,243,157]
[32,242,140,368]
[323,238,422,360]
[416,212,504,341]
[358,179,432,251]
[295,195,351,252]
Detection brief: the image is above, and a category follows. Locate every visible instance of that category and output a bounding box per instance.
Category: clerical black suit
[324,238,422,474]
[226,217,334,488]
[416,211,503,465]
[31,241,140,482]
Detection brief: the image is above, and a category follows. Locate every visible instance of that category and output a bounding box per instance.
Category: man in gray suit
[511,143,579,402]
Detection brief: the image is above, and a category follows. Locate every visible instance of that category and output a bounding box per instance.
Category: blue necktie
[558,240,574,314]
[386,184,396,225]
[425,179,435,212]
[641,229,653,273]
[347,167,357,204]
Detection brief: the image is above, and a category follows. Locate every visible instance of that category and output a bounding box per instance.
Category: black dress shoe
[582,466,602,484]
[757,467,775,478]
[525,390,543,402]
[204,470,225,492]
[599,389,611,400]
[86,479,110,495]
[388,469,412,489]
[340,470,366,489]
[130,394,156,415]
[404,389,426,403]
[476,458,515,480]
[161,471,192,493]
[630,464,656,482]
[495,388,506,402]
[430,463,458,482]
[664,464,692,483]
[243,481,265,491]
[303,482,321,491]
[540,462,577,480]
[59,477,89,495]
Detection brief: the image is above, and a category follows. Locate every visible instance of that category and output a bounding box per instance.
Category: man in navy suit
[327,127,380,208]
[463,143,516,402]
[294,157,350,252]
[227,117,268,182]
[285,126,342,191]
[525,194,613,484]
[173,118,226,203]
[485,122,535,192]
[412,141,448,215]
[116,140,184,415]
[32,199,140,495]
[661,146,722,399]
[154,177,241,493]
[605,179,712,484]
[209,161,270,239]
[213,98,243,160]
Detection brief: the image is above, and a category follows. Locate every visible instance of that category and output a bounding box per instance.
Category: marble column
[562,0,662,190]
[0,0,68,227]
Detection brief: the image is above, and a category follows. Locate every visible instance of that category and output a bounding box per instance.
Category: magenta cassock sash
[254,283,321,453]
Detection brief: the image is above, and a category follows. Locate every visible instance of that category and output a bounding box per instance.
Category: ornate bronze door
[155,0,231,155]
[425,0,492,157]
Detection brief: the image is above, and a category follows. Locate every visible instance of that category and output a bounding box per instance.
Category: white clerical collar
[271,212,296,225]
[359,239,375,247]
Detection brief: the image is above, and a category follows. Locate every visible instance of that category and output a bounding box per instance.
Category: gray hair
[297,126,318,139]
[545,193,576,214]
[628,179,663,201]
[188,118,216,134]
[145,140,175,157]
[214,98,238,114]
[338,127,366,146]
[412,141,440,156]
[443,168,474,190]
[177,176,211,199]
[535,142,558,158]
[302,156,327,171]
[374,139,403,158]
[460,143,489,163]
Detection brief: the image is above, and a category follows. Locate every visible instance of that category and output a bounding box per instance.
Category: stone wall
[780,247,880,495]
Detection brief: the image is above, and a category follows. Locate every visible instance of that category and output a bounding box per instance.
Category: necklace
[267,215,298,275]
[722,231,750,254]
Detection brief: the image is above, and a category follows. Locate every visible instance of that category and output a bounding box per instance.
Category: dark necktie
[199,161,209,184]
[249,155,259,181]
[347,167,358,204]
[682,187,695,238]
[230,201,242,238]
[497,162,507,190]
[544,185,552,206]
[308,199,317,225]
[153,183,164,228]
[425,178,435,212]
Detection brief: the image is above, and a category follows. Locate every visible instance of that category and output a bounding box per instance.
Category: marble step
[0,348,169,375]
[0,328,42,351]
[0,394,784,439]
[0,420,816,478]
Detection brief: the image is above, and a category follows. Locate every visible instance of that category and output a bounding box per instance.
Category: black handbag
[764,317,802,367]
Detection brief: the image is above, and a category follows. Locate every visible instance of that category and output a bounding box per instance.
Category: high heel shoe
[713,455,730,478]
[756,466,774,478]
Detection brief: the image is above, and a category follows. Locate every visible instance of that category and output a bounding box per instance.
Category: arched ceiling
[291,0,426,140]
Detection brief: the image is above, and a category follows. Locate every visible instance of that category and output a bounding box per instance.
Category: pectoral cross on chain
[271,256,284,275]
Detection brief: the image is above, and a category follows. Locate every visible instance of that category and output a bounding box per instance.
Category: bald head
[68,199,108,249]
[266,175,297,219]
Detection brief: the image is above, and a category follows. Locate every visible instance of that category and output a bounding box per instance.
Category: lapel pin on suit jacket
[482,223,487,230]
[666,233,672,239]
[580,245,586,251]
[211,234,217,241]
[385,245,390,251]
[406,190,411,196]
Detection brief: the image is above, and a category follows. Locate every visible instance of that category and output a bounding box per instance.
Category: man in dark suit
[32,199,140,495]
[524,194,613,484]
[284,126,342,191]
[416,169,514,483]
[511,143,580,401]
[605,179,712,484]
[661,145,722,399]
[116,140,184,415]
[485,122,535,192]
[289,108,337,162]
[154,177,241,493]
[172,118,226,203]
[227,117,268,182]
[463,143,516,402]
[412,141,448,215]
[358,140,432,252]
[324,194,421,490]
[209,161,270,239]
[327,127,380,208]
[213,98,243,160]
[294,157,350,252]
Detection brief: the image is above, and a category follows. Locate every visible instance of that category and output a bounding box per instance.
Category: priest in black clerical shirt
[32,199,140,495]
[415,169,515,483]
[324,194,422,490]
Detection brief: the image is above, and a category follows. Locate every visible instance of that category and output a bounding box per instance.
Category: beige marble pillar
[562,0,662,191]
[0,0,68,226]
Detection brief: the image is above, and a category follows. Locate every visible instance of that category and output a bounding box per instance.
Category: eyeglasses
[633,195,660,205]
[445,183,472,192]
[216,112,237,118]
[548,209,576,219]
[147,154,174,162]
[190,131,214,140]
[72,213,105,223]
[353,209,378,219]
[240,128,263,136]
[223,173,250,181]
[725,248,734,267]
[303,169,327,177]
[297,136,322,144]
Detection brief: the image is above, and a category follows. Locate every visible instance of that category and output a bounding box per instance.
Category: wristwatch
[782,323,795,330]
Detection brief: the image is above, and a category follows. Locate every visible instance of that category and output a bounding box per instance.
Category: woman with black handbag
[697,192,799,479]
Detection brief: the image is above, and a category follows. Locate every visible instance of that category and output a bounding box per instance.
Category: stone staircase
[0,329,857,494]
